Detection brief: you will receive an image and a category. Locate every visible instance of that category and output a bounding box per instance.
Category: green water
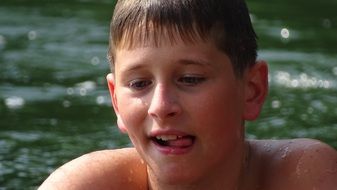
[0,0,336,188]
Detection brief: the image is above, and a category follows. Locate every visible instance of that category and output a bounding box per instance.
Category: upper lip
[149,129,194,138]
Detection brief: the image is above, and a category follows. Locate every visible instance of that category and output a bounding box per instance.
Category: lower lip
[151,140,194,155]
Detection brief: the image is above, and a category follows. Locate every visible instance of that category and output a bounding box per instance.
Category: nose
[148,84,181,120]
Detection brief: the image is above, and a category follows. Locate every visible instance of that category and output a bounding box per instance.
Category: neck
[148,141,251,190]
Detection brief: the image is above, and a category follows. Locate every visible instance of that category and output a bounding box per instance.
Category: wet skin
[110,39,251,188]
[38,139,337,190]
[39,38,337,190]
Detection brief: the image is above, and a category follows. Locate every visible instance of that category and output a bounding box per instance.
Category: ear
[243,60,268,120]
[106,73,127,133]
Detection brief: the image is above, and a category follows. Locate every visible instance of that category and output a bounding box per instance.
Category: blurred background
[0,0,336,188]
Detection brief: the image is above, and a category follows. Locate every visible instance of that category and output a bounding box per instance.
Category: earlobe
[243,60,268,120]
[106,73,128,133]
[116,117,127,133]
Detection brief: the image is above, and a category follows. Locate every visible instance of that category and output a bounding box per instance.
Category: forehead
[115,27,224,62]
[114,37,233,76]
[115,21,210,51]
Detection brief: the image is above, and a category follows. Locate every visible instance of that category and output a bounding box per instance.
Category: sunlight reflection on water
[280,28,290,39]
[273,71,333,89]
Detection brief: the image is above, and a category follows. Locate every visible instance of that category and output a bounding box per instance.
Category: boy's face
[107,37,266,183]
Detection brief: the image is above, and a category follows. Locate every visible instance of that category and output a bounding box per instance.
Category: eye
[177,75,206,86]
[129,79,152,90]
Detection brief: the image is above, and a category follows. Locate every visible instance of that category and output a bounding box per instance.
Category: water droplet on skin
[325,168,337,174]
[128,177,132,182]
[281,147,290,159]
[263,143,272,152]
[296,162,302,177]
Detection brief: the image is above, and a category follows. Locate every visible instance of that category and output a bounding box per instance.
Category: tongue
[167,137,193,147]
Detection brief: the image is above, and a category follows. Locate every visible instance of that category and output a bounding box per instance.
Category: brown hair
[108,0,257,77]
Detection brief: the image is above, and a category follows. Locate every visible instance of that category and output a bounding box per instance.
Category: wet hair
[108,0,257,77]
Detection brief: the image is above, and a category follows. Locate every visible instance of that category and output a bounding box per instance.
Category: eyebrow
[119,57,212,74]
[177,58,212,67]
[121,63,145,73]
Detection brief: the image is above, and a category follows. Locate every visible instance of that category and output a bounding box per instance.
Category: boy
[39,0,337,189]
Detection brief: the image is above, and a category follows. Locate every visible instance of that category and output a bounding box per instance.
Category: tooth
[156,135,178,141]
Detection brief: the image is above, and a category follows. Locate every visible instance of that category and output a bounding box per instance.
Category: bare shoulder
[248,138,337,190]
[38,148,148,190]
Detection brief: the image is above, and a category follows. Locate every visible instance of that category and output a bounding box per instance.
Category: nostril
[148,106,180,119]
[167,112,176,117]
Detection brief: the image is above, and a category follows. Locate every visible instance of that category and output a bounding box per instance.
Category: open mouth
[151,135,195,148]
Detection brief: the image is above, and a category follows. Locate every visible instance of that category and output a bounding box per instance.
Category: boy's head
[108,0,257,77]
[106,0,268,183]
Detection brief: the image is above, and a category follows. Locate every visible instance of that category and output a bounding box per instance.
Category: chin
[155,165,202,186]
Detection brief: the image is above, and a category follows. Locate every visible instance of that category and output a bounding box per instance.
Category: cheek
[117,96,148,131]
[117,96,150,152]
[195,86,243,122]
[192,87,244,141]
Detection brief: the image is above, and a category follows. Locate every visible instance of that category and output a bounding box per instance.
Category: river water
[0,0,336,188]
